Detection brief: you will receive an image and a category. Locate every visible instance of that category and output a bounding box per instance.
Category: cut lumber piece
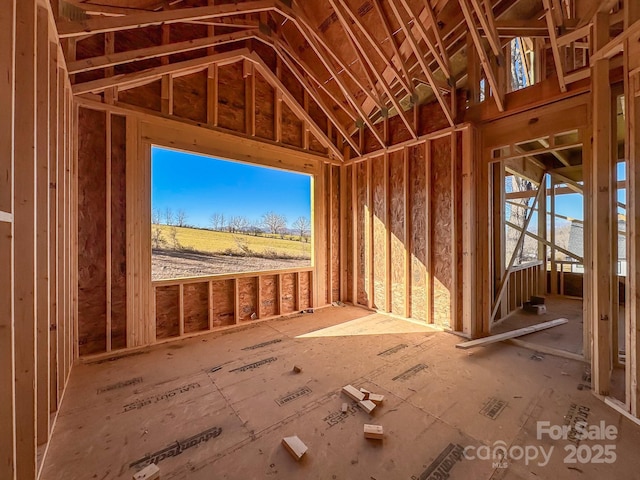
[364,424,384,439]
[133,464,160,480]
[455,318,568,350]
[368,393,384,405]
[359,387,370,400]
[342,384,365,402]
[282,435,308,461]
[358,399,376,414]
[292,365,302,373]
[341,402,348,413]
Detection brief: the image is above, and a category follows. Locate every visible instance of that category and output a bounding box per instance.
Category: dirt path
[152,249,311,280]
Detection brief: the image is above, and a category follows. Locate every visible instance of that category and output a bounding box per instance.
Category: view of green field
[152,224,312,259]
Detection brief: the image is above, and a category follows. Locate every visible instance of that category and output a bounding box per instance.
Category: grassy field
[153,224,311,259]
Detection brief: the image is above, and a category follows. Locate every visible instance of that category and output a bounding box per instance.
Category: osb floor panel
[42,306,640,480]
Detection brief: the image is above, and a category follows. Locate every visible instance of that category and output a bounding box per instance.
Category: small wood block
[341,402,348,413]
[368,393,384,405]
[358,399,376,414]
[293,365,302,373]
[282,435,308,461]
[359,387,370,400]
[342,384,365,402]
[133,464,160,480]
[364,424,384,440]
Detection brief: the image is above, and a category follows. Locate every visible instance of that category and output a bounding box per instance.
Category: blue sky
[151,146,311,228]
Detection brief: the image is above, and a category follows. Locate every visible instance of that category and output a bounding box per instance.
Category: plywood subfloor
[492,296,585,355]
[493,296,626,360]
[42,305,640,479]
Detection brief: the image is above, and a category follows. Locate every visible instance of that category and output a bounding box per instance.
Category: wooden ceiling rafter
[268,40,363,155]
[57,0,276,37]
[328,0,417,139]
[268,36,360,123]
[542,0,567,92]
[278,4,386,147]
[282,3,385,113]
[387,0,455,126]
[322,2,383,113]
[247,52,344,159]
[67,29,259,74]
[371,0,414,98]
[421,0,451,73]
[333,0,412,96]
[72,48,250,94]
[68,0,259,28]
[398,0,452,81]
[459,0,505,111]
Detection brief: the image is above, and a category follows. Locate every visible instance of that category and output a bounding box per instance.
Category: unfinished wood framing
[10,3,640,476]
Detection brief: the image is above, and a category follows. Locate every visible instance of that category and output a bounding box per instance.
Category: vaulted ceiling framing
[58,0,609,158]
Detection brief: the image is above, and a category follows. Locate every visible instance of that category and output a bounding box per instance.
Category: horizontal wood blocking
[154,269,314,341]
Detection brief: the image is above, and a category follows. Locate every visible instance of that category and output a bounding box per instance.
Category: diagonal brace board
[456,318,569,349]
[491,172,547,322]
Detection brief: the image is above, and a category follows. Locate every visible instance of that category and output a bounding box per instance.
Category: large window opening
[151,146,312,281]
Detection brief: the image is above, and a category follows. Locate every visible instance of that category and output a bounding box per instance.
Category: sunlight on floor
[296,313,440,338]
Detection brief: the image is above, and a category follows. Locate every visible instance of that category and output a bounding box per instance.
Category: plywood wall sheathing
[389,150,406,316]
[409,144,428,323]
[238,277,258,322]
[372,155,386,310]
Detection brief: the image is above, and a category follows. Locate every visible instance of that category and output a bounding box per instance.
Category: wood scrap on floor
[358,399,377,414]
[363,424,384,440]
[342,384,365,402]
[133,464,160,480]
[282,435,308,461]
[455,318,568,350]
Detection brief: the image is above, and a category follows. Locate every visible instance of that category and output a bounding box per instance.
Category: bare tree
[292,216,311,241]
[176,209,188,227]
[248,220,263,236]
[151,225,166,249]
[229,215,249,233]
[164,207,174,226]
[262,211,287,235]
[152,208,162,225]
[210,212,225,231]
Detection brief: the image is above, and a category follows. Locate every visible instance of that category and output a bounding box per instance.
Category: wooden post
[538,175,547,294]
[461,127,475,335]
[340,164,348,301]
[403,147,411,319]
[384,153,390,312]
[625,0,640,416]
[0,1,16,477]
[36,5,51,447]
[49,42,59,413]
[351,165,358,304]
[550,177,558,294]
[367,158,374,309]
[492,162,506,321]
[14,0,38,477]
[425,141,432,323]
[591,12,613,396]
